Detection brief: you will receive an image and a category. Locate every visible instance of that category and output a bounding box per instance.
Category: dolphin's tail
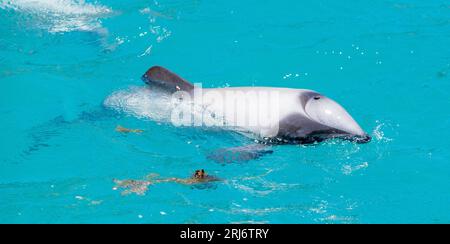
[141,66,195,93]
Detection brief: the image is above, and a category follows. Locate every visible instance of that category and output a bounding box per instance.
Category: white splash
[0,0,113,33]
[373,120,394,142]
[138,45,153,57]
[103,86,173,122]
[139,6,172,43]
[103,86,227,127]
[309,200,328,214]
[342,161,369,175]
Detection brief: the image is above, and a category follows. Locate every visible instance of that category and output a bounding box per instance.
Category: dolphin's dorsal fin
[141,66,194,93]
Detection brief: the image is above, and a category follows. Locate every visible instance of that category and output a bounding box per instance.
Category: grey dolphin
[142,66,371,145]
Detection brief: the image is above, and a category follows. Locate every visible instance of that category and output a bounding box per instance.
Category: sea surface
[1,0,449,223]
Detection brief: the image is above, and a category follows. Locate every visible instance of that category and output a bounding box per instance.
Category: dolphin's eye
[314,96,321,100]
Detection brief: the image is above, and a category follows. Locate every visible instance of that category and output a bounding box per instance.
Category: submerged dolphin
[141,66,371,145]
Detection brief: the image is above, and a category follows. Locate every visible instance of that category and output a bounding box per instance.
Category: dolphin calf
[141,66,371,145]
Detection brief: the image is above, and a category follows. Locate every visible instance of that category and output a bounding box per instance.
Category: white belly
[195,87,309,138]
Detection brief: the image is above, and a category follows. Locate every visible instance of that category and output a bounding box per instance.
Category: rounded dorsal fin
[141,66,194,93]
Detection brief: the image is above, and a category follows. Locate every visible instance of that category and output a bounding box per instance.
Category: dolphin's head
[302,91,371,143]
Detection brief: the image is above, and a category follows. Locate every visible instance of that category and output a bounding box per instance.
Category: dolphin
[141,66,371,146]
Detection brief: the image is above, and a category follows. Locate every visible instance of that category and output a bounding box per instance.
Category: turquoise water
[1,0,449,223]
